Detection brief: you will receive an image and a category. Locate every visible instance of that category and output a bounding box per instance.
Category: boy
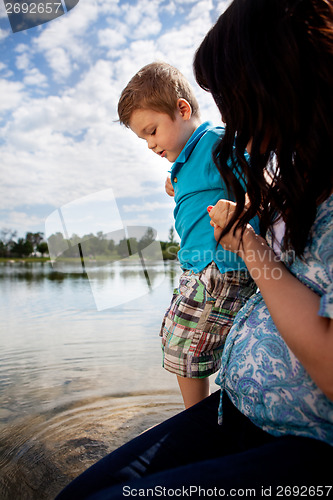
[118,62,257,408]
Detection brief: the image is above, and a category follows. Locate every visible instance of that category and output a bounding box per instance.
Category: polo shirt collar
[172,121,212,167]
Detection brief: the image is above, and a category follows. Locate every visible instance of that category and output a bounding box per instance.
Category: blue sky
[0,0,230,243]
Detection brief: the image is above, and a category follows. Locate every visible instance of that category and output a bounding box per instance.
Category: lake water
[1,259,215,499]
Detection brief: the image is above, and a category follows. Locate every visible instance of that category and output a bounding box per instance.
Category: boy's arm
[165,176,175,197]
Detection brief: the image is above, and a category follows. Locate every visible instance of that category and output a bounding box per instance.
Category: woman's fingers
[208,200,235,228]
[165,177,175,197]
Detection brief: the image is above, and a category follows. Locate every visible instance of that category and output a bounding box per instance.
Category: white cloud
[98,28,127,49]
[16,52,30,71]
[123,201,174,213]
[174,0,198,4]
[0,1,8,19]
[0,83,168,210]
[4,211,45,233]
[45,46,72,81]
[98,0,122,16]
[187,0,214,20]
[0,79,25,113]
[14,43,28,54]
[0,0,229,241]
[23,68,48,87]
[13,44,48,88]
[0,27,9,40]
[215,0,232,15]
[31,0,101,80]
[162,1,177,16]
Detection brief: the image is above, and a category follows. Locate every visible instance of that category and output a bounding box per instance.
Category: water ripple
[0,391,182,500]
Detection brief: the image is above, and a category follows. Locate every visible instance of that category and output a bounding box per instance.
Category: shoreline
[0,254,179,264]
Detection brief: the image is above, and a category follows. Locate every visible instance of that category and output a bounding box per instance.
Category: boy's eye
[151,129,156,136]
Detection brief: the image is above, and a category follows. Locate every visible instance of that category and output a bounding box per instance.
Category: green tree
[116,237,138,257]
[37,241,49,256]
[47,232,67,258]
[108,239,115,253]
[168,226,176,244]
[82,233,110,256]
[117,238,130,258]
[161,226,180,260]
[0,240,6,257]
[138,227,155,251]
[128,237,138,254]
[11,238,33,257]
[95,232,109,255]
[26,232,44,253]
[0,228,17,257]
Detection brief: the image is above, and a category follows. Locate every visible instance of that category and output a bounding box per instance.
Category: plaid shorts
[160,262,256,378]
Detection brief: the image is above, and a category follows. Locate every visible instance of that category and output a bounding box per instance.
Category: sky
[0,0,231,244]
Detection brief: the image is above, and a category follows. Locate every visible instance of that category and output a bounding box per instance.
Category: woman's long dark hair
[194,0,333,256]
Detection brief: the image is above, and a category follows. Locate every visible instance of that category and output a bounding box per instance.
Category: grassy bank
[0,252,179,264]
[0,257,50,263]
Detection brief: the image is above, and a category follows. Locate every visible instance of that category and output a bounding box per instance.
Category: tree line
[0,227,180,260]
[0,229,48,258]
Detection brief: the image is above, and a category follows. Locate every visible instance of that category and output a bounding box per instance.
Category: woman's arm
[209,200,333,401]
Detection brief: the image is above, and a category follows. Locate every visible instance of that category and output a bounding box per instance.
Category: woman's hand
[165,177,175,197]
[208,199,257,255]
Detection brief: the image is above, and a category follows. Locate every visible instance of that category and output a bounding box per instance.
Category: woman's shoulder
[316,193,333,228]
[312,194,333,257]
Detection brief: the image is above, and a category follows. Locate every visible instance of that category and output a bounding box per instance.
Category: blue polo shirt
[170,121,258,274]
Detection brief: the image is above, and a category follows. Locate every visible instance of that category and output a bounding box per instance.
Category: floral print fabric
[216,195,333,445]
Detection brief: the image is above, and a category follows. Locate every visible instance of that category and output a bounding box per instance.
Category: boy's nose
[147,138,156,150]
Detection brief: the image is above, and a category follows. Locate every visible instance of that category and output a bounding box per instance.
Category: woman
[56,1,333,497]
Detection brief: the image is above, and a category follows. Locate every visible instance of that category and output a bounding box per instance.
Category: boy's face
[129,103,194,163]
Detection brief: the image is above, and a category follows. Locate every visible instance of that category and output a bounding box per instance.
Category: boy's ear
[176,99,192,120]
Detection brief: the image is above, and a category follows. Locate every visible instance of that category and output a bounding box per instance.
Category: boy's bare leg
[177,376,210,409]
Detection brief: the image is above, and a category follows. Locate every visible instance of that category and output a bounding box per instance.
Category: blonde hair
[118,62,200,127]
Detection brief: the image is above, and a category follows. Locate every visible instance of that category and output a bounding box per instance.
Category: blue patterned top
[216,194,333,445]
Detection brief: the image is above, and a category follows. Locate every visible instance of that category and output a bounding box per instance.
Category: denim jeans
[55,391,332,499]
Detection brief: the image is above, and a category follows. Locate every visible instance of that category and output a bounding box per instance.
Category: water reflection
[0,392,182,499]
[0,259,180,288]
[0,260,184,499]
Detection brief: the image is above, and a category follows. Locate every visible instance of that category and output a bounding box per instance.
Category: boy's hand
[165,177,175,197]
